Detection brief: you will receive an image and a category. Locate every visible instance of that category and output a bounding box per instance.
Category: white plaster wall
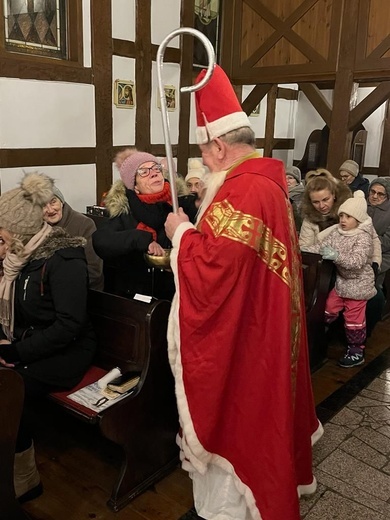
[151,62,180,144]
[243,85,267,138]
[0,165,97,212]
[82,0,92,67]
[0,78,96,148]
[357,87,385,168]
[113,56,136,146]
[151,0,181,48]
[294,89,333,161]
[112,0,135,41]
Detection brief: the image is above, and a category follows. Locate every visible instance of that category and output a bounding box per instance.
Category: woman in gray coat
[367,177,390,287]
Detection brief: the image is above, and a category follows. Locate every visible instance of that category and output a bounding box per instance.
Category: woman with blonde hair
[299,168,352,248]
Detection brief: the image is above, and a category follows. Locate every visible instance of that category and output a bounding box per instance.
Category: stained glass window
[3,0,67,59]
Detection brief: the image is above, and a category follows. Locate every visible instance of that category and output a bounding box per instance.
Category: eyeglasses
[136,164,163,177]
[369,188,387,199]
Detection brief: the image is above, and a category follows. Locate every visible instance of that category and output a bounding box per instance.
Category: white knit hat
[338,190,368,222]
[185,158,207,183]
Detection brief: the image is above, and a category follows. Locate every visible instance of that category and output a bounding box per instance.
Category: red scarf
[136,181,172,240]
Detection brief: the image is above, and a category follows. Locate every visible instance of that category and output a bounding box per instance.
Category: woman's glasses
[136,164,163,178]
[369,188,387,199]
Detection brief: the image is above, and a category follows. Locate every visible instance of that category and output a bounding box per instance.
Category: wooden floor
[23,317,390,520]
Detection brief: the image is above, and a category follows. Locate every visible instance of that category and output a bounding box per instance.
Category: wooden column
[326,0,359,176]
[379,100,390,176]
[135,0,152,151]
[264,85,277,157]
[91,0,113,201]
[176,1,196,176]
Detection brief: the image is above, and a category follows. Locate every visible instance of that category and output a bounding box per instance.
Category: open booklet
[67,368,141,413]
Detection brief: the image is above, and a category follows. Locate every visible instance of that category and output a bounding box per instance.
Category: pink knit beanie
[119,152,159,190]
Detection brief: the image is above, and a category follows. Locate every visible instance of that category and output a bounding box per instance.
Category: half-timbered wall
[1,0,390,211]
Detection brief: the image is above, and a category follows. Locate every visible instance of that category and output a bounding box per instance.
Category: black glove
[372,262,379,277]
[0,344,20,363]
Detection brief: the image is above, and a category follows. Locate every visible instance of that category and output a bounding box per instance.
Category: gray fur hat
[286,166,301,183]
[369,177,390,199]
[0,173,54,236]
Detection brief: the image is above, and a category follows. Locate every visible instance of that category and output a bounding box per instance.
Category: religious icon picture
[114,80,135,108]
[250,103,261,117]
[157,85,177,111]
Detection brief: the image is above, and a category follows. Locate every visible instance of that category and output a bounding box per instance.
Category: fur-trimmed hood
[31,227,86,261]
[104,178,189,218]
[301,180,351,226]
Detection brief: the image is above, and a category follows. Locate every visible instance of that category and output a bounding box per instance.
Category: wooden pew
[48,290,179,511]
[301,252,334,371]
[0,368,31,520]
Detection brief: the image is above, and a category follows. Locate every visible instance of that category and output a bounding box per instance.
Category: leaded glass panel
[3,0,67,58]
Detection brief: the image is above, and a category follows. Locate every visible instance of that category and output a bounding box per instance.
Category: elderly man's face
[199,142,220,172]
[186,177,204,196]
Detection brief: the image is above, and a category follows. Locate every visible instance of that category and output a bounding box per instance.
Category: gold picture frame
[114,80,135,109]
[157,85,177,112]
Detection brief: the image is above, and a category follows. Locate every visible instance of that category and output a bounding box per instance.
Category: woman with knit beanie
[367,177,390,288]
[299,168,385,337]
[92,147,197,299]
[0,173,96,503]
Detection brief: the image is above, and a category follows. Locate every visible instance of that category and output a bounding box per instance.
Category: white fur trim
[298,477,318,497]
[196,126,209,145]
[311,420,324,446]
[172,221,195,248]
[196,112,251,144]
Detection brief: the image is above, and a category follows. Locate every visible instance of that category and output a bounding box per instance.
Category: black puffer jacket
[12,228,96,388]
[92,180,197,299]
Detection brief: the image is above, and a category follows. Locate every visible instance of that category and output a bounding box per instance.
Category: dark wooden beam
[379,100,390,176]
[299,83,332,126]
[135,1,152,152]
[242,84,273,115]
[0,55,92,83]
[327,0,360,175]
[349,82,390,131]
[0,148,95,168]
[176,1,196,176]
[264,85,278,157]
[91,0,113,200]
[277,87,299,101]
[113,39,136,58]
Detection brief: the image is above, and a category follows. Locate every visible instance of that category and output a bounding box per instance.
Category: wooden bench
[48,290,179,512]
[301,252,334,371]
[0,368,31,520]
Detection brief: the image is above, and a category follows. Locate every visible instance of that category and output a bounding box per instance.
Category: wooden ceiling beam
[349,81,390,130]
[241,84,273,115]
[299,83,332,126]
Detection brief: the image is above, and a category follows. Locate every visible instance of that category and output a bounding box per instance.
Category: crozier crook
[156,27,216,213]
[144,28,215,271]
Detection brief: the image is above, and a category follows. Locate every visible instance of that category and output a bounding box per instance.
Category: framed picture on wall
[114,80,135,108]
[157,85,177,111]
[250,103,261,117]
[194,0,221,68]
